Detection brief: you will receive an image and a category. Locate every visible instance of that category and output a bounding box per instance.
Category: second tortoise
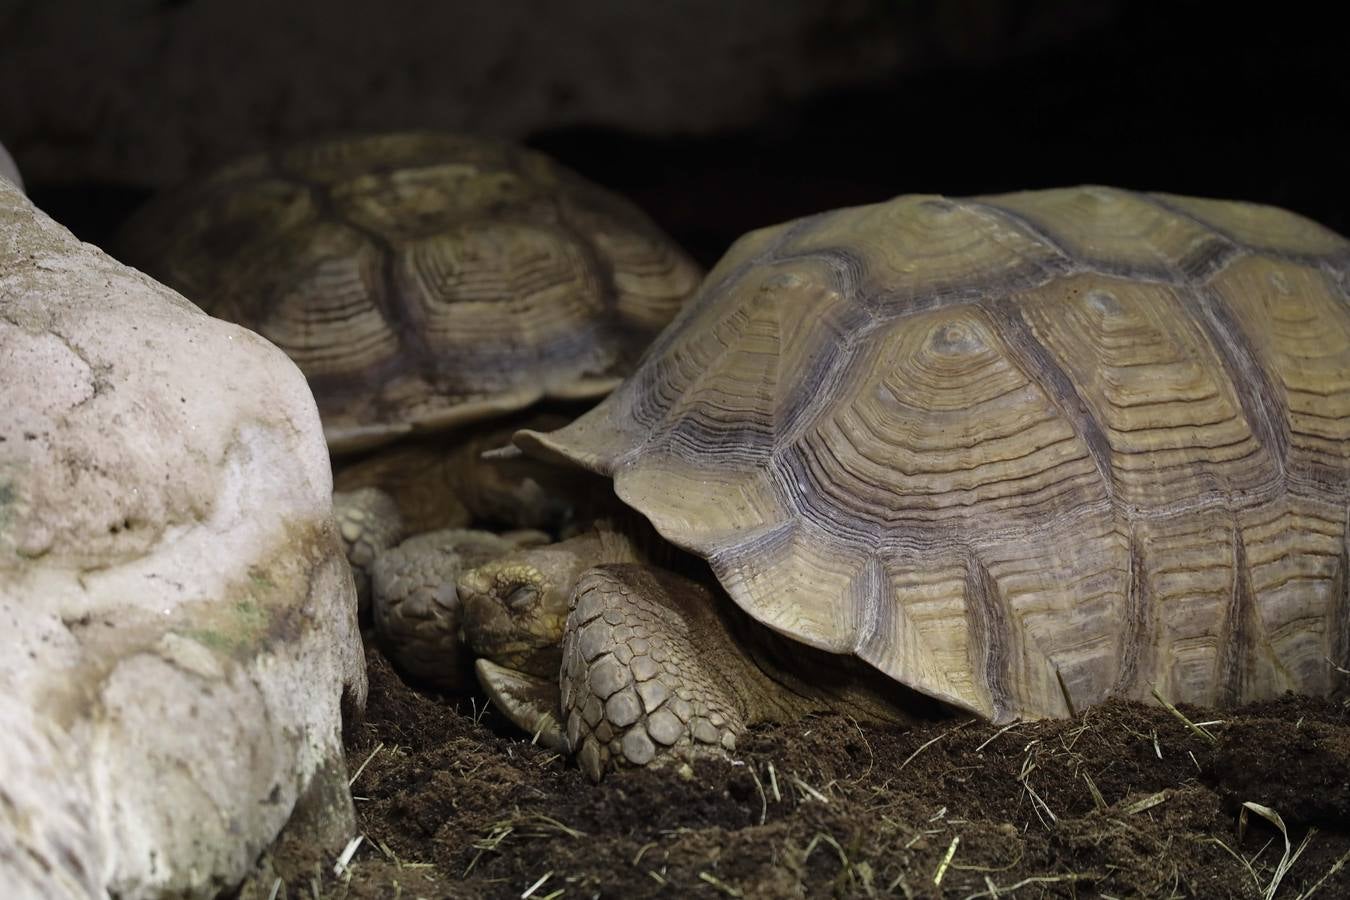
[116,132,702,610]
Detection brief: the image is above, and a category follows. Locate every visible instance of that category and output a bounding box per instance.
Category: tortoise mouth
[501,646,563,680]
[463,609,562,679]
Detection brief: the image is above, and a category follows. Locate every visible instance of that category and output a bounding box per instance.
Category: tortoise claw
[474,658,568,753]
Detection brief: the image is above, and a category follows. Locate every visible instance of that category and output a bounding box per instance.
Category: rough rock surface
[0,178,366,898]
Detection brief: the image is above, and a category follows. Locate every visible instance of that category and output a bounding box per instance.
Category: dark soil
[242,647,1350,899]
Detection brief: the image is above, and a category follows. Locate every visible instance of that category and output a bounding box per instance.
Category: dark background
[1,0,1344,267]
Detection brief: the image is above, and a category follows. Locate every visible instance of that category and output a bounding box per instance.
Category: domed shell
[519,186,1350,722]
[117,133,702,452]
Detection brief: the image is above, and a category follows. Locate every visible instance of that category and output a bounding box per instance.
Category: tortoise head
[457,546,588,677]
[458,528,641,678]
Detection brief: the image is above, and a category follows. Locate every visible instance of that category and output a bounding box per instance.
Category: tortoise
[115,132,702,611]
[388,185,1350,780]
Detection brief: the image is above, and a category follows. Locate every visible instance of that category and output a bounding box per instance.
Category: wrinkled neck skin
[710,586,943,728]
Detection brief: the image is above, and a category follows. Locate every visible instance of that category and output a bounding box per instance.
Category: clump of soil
[246,649,1350,899]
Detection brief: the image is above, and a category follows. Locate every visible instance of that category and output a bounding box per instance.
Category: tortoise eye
[505,584,538,609]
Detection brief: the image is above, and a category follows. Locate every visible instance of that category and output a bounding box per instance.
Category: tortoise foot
[560,564,744,782]
[332,487,404,617]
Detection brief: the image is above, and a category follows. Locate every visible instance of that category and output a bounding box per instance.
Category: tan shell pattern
[520,186,1350,722]
[117,133,702,452]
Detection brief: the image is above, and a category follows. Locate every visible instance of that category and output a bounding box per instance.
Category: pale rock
[0,177,366,898]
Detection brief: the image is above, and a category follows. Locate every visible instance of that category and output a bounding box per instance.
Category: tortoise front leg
[560,564,813,781]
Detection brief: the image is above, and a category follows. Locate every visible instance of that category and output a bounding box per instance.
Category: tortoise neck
[707,591,922,726]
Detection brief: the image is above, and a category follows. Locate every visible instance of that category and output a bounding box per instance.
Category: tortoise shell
[118,133,702,452]
[519,186,1350,722]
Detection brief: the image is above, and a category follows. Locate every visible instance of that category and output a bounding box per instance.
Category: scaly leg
[560,564,817,781]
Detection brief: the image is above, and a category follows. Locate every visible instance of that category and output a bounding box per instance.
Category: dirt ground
[242,646,1350,899]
